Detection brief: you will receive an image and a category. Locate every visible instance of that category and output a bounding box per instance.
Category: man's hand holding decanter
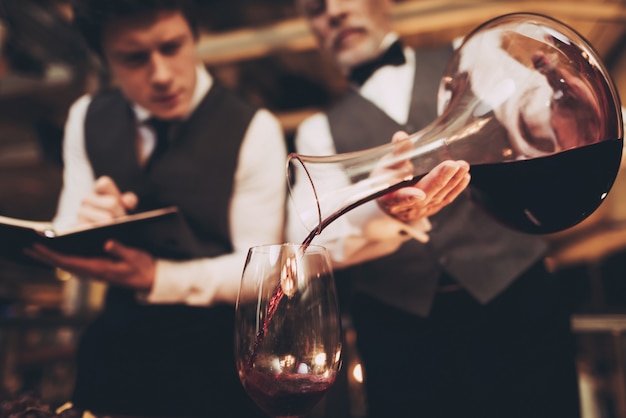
[376,131,471,222]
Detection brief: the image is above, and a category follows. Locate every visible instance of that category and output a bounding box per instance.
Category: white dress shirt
[54,66,287,305]
[286,34,433,269]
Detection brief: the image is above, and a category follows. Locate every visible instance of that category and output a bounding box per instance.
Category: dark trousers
[351,261,581,418]
[72,300,266,418]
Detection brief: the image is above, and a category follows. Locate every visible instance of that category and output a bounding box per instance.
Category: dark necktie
[146,117,171,169]
[348,40,407,86]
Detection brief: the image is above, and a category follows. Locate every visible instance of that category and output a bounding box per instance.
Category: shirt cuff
[360,212,431,243]
[140,259,199,304]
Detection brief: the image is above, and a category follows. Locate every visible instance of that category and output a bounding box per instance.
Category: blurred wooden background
[1,0,626,415]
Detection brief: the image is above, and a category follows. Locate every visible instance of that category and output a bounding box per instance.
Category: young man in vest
[27,1,285,416]
[288,0,582,417]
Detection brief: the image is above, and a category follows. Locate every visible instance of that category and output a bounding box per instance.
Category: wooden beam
[197,0,626,65]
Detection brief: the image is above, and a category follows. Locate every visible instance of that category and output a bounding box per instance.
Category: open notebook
[0,206,180,266]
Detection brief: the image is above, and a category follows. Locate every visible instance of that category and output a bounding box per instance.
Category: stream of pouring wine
[245,177,421,371]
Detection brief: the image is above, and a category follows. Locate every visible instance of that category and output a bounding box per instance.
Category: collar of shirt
[378,32,401,58]
[134,65,213,163]
[348,32,404,85]
[358,46,416,126]
[133,64,213,124]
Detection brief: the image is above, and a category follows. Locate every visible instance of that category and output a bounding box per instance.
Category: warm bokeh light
[314,352,327,366]
[352,363,363,384]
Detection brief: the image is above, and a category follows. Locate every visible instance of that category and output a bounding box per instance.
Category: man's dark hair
[71,0,199,57]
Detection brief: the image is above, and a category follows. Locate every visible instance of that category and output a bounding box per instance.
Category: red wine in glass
[242,368,335,418]
[235,244,342,418]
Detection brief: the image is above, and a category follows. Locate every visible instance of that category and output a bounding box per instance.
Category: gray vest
[84,82,256,310]
[327,47,547,316]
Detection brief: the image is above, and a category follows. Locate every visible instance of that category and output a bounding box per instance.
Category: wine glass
[235,243,342,418]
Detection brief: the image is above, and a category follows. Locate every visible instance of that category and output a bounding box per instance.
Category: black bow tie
[348,40,406,86]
